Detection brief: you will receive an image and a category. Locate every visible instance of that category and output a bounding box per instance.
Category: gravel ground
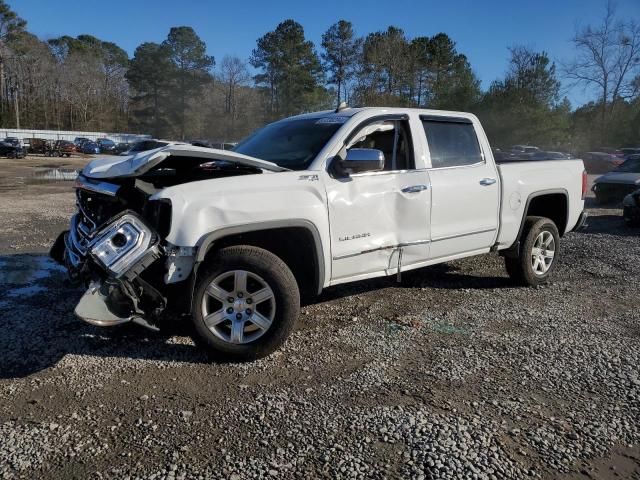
[0,156,639,479]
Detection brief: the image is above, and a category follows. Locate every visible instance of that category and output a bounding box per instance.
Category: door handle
[401,184,428,193]
[479,178,496,186]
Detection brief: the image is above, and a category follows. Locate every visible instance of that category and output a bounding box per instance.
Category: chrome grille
[65,214,92,268]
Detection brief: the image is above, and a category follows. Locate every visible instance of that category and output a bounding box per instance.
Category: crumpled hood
[594,172,640,185]
[82,144,289,178]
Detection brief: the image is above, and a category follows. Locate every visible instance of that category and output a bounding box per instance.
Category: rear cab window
[421,116,483,168]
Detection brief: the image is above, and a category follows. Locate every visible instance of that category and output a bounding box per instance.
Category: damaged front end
[51,207,166,327]
[51,145,277,329]
[51,175,172,329]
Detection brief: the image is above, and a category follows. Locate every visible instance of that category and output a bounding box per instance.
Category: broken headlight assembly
[89,213,158,278]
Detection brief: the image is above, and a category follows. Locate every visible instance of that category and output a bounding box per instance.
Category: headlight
[90,213,156,277]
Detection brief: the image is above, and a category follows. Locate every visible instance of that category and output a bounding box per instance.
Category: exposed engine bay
[50,153,265,329]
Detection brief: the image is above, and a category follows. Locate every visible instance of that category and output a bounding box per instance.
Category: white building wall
[0,128,151,144]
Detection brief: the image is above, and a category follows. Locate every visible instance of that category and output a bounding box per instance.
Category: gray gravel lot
[0,157,639,479]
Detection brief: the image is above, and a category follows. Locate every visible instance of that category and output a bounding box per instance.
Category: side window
[348,120,415,171]
[422,120,483,168]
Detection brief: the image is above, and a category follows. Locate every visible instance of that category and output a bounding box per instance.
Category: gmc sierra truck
[51,107,588,360]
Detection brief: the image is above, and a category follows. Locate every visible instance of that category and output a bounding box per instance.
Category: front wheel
[191,245,300,361]
[505,216,560,286]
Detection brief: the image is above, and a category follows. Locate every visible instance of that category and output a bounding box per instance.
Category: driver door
[325,116,431,284]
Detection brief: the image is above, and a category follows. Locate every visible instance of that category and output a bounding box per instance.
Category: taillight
[581,170,588,200]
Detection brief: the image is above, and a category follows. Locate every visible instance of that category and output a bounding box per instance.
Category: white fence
[0,128,151,144]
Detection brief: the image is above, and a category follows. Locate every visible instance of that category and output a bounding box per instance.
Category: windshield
[233,118,343,170]
[615,158,640,172]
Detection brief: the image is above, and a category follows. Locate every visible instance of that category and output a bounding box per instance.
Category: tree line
[0,1,638,151]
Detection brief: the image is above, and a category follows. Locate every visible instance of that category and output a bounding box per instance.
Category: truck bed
[495,159,585,249]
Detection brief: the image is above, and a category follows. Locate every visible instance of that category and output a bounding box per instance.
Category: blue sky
[12,0,640,107]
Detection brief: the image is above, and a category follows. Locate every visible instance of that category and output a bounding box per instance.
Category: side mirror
[340,148,385,174]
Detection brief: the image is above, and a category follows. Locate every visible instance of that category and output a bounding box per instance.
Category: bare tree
[219,55,250,116]
[563,1,640,141]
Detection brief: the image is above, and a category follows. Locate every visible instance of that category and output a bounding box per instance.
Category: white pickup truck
[51,107,587,360]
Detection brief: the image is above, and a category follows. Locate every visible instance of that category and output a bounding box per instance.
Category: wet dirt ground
[0,155,638,479]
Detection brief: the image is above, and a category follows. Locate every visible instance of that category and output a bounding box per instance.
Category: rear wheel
[505,216,560,286]
[191,245,300,361]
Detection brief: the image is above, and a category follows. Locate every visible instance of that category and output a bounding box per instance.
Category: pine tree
[321,20,360,105]
[251,19,325,119]
[162,26,214,139]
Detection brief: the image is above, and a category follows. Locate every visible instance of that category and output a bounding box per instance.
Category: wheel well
[202,227,321,301]
[526,193,568,235]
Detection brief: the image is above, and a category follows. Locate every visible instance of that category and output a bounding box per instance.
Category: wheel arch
[502,189,569,257]
[195,220,326,299]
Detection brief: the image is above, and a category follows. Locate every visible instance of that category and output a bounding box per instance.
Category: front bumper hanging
[50,210,165,327]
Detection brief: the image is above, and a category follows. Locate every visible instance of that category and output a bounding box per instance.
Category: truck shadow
[315,263,513,304]
[1,253,512,378]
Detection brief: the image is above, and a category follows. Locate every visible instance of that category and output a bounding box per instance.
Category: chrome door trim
[350,168,428,178]
[426,160,486,171]
[332,238,431,260]
[431,228,496,243]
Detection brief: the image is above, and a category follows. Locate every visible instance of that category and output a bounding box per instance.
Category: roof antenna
[335,101,348,113]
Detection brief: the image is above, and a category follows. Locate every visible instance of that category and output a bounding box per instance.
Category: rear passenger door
[421,116,500,260]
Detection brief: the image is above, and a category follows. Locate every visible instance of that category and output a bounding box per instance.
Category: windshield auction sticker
[316,116,349,124]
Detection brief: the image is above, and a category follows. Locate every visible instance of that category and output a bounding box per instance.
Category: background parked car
[592,155,640,204]
[582,151,624,173]
[79,141,100,154]
[3,137,21,147]
[25,138,55,156]
[510,145,540,157]
[96,138,116,153]
[74,137,91,147]
[531,151,573,160]
[620,147,640,159]
[191,140,237,150]
[0,141,25,158]
[119,139,179,155]
[596,147,625,158]
[113,142,130,154]
[53,140,77,157]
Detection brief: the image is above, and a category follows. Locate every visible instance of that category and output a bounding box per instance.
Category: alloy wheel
[201,270,276,344]
[531,231,555,275]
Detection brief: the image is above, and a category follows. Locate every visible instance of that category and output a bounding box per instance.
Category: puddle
[430,322,467,334]
[0,255,64,285]
[5,285,47,297]
[29,168,78,183]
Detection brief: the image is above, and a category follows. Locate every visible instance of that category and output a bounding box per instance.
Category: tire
[191,245,300,361]
[624,207,640,227]
[505,216,560,287]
